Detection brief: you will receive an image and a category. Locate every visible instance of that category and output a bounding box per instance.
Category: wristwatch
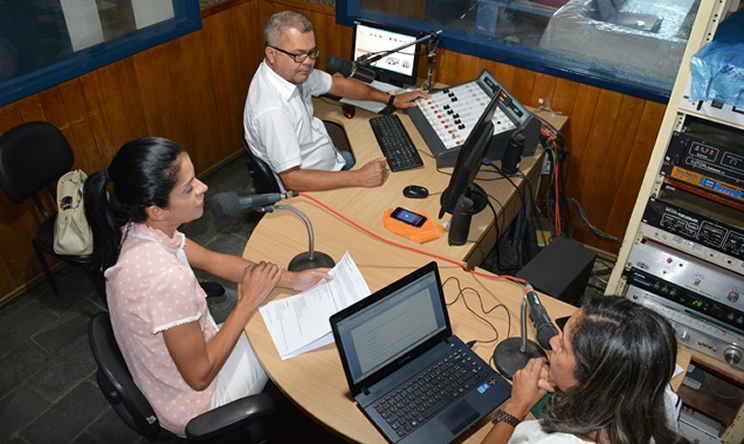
[492,409,521,427]
[386,92,396,108]
[380,91,396,116]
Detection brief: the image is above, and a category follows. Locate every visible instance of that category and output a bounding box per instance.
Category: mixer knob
[724,347,742,366]
[728,290,740,303]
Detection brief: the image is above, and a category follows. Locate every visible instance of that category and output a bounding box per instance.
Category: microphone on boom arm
[324,55,376,84]
[209,191,298,218]
[208,191,335,271]
[525,284,560,350]
[492,282,560,379]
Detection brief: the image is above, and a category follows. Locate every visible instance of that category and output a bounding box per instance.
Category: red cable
[298,193,524,283]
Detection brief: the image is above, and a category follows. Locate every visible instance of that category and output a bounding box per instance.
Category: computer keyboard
[369,114,424,172]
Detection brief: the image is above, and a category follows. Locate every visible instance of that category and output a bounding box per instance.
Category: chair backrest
[0,121,74,204]
[242,138,281,194]
[88,311,171,441]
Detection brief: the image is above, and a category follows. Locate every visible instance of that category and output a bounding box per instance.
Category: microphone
[525,284,560,350]
[493,281,556,379]
[209,191,298,218]
[324,55,376,84]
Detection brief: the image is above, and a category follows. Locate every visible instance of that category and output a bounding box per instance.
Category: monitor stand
[440,183,489,217]
[463,183,488,215]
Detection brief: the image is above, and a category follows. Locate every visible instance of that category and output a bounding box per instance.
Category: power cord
[299,193,526,285]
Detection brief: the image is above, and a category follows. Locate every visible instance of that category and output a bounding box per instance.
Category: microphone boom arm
[260,204,335,271]
[263,205,317,260]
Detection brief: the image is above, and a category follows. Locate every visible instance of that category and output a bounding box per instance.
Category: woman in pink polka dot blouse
[84,137,331,436]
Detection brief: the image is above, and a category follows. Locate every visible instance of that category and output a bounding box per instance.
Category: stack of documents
[259,253,370,359]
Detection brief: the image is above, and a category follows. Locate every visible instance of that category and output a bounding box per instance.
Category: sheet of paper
[259,252,370,359]
[340,81,411,113]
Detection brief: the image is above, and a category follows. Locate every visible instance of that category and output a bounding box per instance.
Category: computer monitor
[351,20,421,87]
[438,93,501,218]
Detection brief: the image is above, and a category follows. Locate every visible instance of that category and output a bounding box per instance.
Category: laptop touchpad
[440,401,479,434]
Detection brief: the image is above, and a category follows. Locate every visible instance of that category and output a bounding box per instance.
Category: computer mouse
[342,103,356,119]
[403,185,429,199]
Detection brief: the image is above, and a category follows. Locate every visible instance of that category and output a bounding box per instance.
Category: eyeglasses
[269,46,321,63]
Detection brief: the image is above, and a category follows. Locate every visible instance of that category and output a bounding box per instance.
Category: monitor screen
[352,20,421,87]
[439,93,501,218]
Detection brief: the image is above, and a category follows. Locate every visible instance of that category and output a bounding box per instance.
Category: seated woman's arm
[184,238,330,291]
[163,261,281,391]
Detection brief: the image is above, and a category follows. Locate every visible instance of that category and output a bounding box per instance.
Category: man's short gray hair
[264,11,313,47]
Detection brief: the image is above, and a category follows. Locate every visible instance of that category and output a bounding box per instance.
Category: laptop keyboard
[372,347,489,438]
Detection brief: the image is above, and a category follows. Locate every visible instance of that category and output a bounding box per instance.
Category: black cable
[442,276,512,347]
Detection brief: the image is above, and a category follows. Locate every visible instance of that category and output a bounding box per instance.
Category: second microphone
[209,191,298,218]
[325,55,376,84]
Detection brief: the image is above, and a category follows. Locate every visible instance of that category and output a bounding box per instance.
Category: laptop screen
[332,263,449,387]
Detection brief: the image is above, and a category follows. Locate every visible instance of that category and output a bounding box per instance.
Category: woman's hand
[238,261,282,310]
[482,358,553,443]
[279,268,333,292]
[509,358,555,417]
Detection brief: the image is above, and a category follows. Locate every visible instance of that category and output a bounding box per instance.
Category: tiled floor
[0,152,610,443]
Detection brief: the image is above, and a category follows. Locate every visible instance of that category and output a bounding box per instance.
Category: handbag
[53,170,93,255]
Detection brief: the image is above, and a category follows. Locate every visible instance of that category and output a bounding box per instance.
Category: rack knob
[678,330,689,342]
[724,346,742,366]
[728,290,739,303]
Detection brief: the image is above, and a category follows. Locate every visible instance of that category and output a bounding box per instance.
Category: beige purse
[53,170,93,255]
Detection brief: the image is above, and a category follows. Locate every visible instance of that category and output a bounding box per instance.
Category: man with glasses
[243,11,427,192]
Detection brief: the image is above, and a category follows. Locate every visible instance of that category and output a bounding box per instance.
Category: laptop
[330,262,511,443]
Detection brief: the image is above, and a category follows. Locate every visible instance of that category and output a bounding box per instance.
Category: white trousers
[210,332,268,408]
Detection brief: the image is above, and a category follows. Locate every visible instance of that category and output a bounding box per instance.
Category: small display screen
[392,208,426,226]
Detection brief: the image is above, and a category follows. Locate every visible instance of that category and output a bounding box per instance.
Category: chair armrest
[185,392,278,442]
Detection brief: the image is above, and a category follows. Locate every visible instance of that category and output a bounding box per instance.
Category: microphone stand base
[493,338,547,380]
[288,251,336,272]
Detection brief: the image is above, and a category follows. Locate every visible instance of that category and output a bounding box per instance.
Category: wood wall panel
[0,1,264,303]
[0,0,666,304]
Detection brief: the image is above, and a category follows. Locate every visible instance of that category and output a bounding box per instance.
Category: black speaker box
[516,237,596,306]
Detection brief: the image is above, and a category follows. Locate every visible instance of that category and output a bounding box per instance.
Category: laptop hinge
[361,387,370,396]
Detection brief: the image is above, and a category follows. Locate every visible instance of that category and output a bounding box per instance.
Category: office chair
[88,311,294,443]
[0,121,105,302]
[242,139,281,194]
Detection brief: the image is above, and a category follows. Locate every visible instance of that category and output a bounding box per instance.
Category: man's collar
[261,59,305,101]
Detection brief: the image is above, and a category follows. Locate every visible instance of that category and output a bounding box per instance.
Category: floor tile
[0,382,52,442]
[85,408,145,444]
[70,431,103,444]
[0,340,54,399]
[0,301,57,359]
[30,337,97,403]
[32,298,101,357]
[203,232,251,258]
[34,268,96,316]
[19,381,109,444]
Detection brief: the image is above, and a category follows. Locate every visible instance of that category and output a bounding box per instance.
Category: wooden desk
[308,98,568,269]
[242,198,578,443]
